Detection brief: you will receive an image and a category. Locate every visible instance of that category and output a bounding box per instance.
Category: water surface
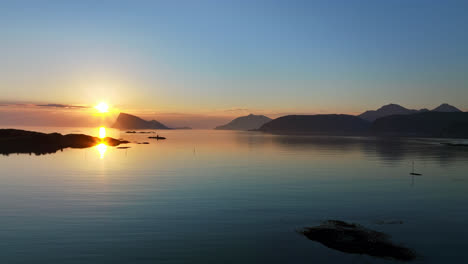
[1,128,468,263]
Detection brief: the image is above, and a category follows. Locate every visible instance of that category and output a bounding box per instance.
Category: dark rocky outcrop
[215,114,271,130]
[299,220,416,261]
[258,115,370,135]
[0,129,128,156]
[112,113,170,130]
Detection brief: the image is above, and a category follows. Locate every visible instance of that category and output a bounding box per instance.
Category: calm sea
[1,127,468,263]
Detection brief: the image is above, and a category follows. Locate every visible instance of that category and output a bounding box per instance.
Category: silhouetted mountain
[215,114,272,130]
[371,112,468,138]
[258,115,370,135]
[112,113,170,130]
[431,103,462,112]
[358,104,420,122]
[0,129,128,155]
[359,103,463,122]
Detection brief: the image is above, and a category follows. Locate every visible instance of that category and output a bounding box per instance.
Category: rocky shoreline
[0,129,129,155]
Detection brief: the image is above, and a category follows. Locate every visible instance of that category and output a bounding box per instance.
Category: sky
[1,0,467,128]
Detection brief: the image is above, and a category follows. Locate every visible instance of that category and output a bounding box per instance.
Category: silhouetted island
[258,115,370,135]
[257,103,467,138]
[300,220,416,261]
[112,113,170,130]
[371,112,468,138]
[215,114,272,130]
[0,129,129,156]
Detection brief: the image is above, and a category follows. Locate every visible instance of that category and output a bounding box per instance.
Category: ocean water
[1,127,468,263]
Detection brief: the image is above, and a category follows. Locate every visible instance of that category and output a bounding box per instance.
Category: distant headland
[214,114,271,131]
[111,113,191,130]
[112,113,170,130]
[112,103,467,138]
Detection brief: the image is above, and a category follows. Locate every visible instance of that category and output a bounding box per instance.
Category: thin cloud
[36,103,89,109]
[223,108,249,113]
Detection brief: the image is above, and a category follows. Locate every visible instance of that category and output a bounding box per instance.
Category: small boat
[410,161,422,176]
[148,135,166,140]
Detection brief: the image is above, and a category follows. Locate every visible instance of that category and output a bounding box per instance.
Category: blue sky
[1,0,467,125]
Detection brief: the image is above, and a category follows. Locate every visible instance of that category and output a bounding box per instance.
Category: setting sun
[95,102,109,113]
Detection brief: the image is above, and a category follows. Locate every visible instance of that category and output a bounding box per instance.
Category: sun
[95,102,109,113]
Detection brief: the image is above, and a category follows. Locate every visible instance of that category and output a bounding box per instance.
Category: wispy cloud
[223,108,249,113]
[35,104,89,109]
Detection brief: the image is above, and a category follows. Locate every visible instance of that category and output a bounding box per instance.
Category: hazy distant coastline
[102,103,468,139]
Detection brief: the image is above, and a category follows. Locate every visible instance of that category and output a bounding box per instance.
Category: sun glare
[96,143,108,159]
[95,102,109,113]
[99,127,106,139]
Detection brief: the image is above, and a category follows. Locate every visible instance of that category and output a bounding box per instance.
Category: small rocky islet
[299,220,417,262]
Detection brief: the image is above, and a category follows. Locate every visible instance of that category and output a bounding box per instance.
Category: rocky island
[0,129,129,156]
[215,114,272,130]
[112,113,170,130]
[300,220,416,261]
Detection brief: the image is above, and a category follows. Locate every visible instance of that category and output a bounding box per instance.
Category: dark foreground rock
[0,129,129,156]
[299,220,416,262]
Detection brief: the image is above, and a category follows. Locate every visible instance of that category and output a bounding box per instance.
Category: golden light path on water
[96,143,107,159]
[96,127,107,159]
[99,127,106,139]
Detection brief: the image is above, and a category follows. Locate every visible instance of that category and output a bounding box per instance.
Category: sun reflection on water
[96,127,108,159]
[99,127,106,139]
[96,143,107,159]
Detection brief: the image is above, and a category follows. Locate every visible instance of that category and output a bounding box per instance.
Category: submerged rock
[299,220,416,262]
[0,129,129,156]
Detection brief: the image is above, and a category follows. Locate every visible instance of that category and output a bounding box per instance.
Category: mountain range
[215,114,272,130]
[110,103,466,138]
[358,103,461,122]
[256,103,467,138]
